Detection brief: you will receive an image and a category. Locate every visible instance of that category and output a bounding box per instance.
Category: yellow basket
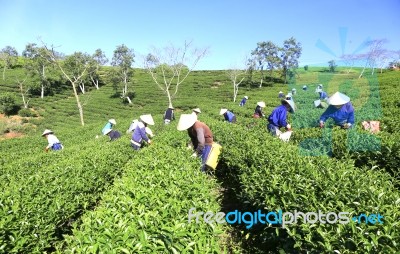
[205,142,222,170]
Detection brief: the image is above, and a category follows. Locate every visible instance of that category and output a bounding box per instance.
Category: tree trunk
[71,82,84,126]
[41,65,46,99]
[233,83,238,102]
[359,65,367,78]
[41,84,44,99]
[166,89,172,107]
[2,65,6,80]
[79,82,85,94]
[126,96,132,104]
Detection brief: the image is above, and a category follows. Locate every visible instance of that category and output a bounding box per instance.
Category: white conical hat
[42,129,53,136]
[109,119,116,125]
[244,96,248,99]
[132,119,138,123]
[139,114,155,125]
[328,92,350,105]
[282,99,296,112]
[177,114,197,131]
[219,108,228,115]
[292,88,296,90]
[279,91,283,93]
[193,108,201,113]
[314,99,321,107]
[257,101,266,107]
[168,104,174,109]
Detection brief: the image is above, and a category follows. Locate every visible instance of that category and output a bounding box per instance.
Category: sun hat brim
[140,114,155,125]
[193,108,201,113]
[282,99,295,112]
[257,101,266,107]
[328,92,350,105]
[219,108,228,115]
[109,119,116,125]
[177,114,197,131]
[41,129,53,136]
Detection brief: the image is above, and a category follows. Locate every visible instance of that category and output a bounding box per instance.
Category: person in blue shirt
[319,90,328,100]
[102,119,116,135]
[239,96,248,106]
[278,91,284,98]
[319,92,355,129]
[219,108,237,123]
[105,129,121,141]
[267,99,295,136]
[131,114,154,150]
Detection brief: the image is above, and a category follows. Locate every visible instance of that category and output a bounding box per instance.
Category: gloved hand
[319,122,325,128]
[148,140,152,145]
[191,152,198,158]
[45,147,49,152]
[342,123,350,129]
[286,124,292,131]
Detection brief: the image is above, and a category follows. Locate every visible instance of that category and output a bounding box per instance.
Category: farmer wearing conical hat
[303,85,308,91]
[219,108,236,123]
[131,114,154,150]
[239,96,248,106]
[319,90,328,100]
[278,91,284,98]
[267,99,295,136]
[291,88,297,95]
[163,105,175,124]
[254,101,266,118]
[42,129,63,152]
[177,114,213,172]
[319,92,355,129]
[102,119,116,135]
[192,108,201,116]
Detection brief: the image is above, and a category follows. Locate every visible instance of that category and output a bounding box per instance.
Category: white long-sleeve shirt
[46,134,60,149]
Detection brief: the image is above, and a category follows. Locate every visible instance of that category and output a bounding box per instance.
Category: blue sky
[0,0,399,70]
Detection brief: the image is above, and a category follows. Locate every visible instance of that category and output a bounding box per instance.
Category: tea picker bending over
[131,114,155,150]
[177,114,214,172]
[42,129,64,152]
[319,92,355,129]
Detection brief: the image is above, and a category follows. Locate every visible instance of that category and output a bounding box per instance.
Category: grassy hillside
[0,67,399,253]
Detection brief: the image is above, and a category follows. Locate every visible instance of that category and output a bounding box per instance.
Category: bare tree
[16,77,30,108]
[227,56,248,102]
[340,54,357,73]
[144,40,209,107]
[358,39,388,78]
[41,42,89,126]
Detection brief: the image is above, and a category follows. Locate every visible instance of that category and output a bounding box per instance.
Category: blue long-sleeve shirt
[319,102,355,126]
[102,122,113,135]
[239,98,247,106]
[319,91,328,100]
[132,122,149,143]
[224,111,236,123]
[268,105,288,128]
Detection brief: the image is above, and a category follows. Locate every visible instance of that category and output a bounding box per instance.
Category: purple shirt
[320,102,355,125]
[132,122,149,143]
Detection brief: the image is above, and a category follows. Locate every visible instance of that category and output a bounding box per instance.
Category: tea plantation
[0,67,399,253]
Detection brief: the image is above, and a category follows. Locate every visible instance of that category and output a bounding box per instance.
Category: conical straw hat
[328,92,350,105]
[219,108,228,115]
[257,101,266,108]
[177,114,197,131]
[42,129,53,136]
[139,114,155,125]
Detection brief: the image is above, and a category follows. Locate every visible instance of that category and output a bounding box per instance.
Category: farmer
[192,108,201,116]
[278,91,284,98]
[219,108,236,123]
[127,119,155,138]
[267,99,295,136]
[316,84,323,93]
[254,101,266,118]
[104,129,121,141]
[163,105,175,124]
[42,129,63,152]
[102,119,116,135]
[319,92,355,129]
[303,85,308,91]
[239,96,248,106]
[292,88,297,95]
[319,90,328,100]
[131,114,154,150]
[177,114,213,172]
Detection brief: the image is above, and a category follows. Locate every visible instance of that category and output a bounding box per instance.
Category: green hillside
[0,67,399,253]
